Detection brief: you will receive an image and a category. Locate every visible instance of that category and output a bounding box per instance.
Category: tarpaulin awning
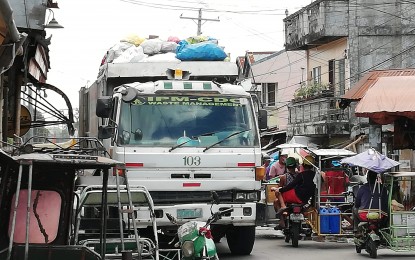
[355,76,415,124]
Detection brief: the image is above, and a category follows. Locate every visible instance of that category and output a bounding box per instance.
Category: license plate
[290,213,304,222]
[177,208,202,219]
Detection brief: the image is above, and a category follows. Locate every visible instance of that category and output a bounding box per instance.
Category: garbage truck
[78,40,267,255]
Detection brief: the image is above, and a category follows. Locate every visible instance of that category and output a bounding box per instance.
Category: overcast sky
[45,0,313,110]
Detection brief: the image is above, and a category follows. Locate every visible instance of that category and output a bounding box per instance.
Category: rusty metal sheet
[342,68,415,100]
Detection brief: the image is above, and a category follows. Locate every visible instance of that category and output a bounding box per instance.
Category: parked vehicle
[78,44,268,255]
[354,172,415,258]
[166,192,233,259]
[0,141,123,260]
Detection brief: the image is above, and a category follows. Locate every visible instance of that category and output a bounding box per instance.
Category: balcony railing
[287,96,351,136]
[284,0,348,50]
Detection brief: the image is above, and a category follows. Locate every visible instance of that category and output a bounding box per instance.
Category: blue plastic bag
[176,40,227,61]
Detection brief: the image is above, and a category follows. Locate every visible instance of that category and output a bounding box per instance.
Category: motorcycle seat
[287,203,310,209]
[358,222,368,227]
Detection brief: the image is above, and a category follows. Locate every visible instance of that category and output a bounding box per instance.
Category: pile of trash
[100,34,229,65]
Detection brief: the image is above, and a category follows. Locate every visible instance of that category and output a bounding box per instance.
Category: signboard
[7,105,31,137]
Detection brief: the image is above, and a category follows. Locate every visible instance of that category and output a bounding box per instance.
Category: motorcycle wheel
[291,223,300,248]
[284,232,290,243]
[367,239,378,259]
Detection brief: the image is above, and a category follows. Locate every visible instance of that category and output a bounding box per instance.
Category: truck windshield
[118,94,259,147]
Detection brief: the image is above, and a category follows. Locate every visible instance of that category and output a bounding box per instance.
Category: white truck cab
[79,61,268,255]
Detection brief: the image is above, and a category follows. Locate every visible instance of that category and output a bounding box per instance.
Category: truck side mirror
[98,125,113,139]
[258,109,268,130]
[96,97,112,118]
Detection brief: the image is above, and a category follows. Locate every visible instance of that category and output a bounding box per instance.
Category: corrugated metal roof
[342,68,415,100]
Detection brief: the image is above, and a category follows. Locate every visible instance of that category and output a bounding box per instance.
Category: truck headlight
[235,192,258,201]
[182,241,194,257]
[247,192,258,200]
[235,193,246,200]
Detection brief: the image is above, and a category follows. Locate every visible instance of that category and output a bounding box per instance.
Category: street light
[44,9,64,29]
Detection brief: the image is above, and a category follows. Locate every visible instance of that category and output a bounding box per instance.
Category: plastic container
[319,207,330,234]
[329,206,341,234]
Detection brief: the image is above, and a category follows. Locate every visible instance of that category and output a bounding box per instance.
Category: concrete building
[237,50,307,150]
[283,0,415,149]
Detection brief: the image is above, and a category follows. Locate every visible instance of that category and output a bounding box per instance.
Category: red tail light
[293,206,302,214]
[369,224,377,230]
[113,167,125,176]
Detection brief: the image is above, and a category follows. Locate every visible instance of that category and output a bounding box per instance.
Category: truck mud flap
[256,202,266,226]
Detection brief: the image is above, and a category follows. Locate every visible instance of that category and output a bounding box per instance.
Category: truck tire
[226,226,255,255]
[211,225,226,243]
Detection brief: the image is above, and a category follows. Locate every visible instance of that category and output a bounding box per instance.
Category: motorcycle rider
[274,155,317,215]
[354,170,389,229]
[271,156,299,232]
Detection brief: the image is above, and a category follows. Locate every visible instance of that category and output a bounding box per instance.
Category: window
[261,83,277,107]
[328,60,335,88]
[312,66,321,84]
[337,59,346,95]
[118,95,259,147]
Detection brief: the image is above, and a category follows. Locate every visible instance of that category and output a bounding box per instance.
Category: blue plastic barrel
[319,207,330,234]
[329,206,341,234]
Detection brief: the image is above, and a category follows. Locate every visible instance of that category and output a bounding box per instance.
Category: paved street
[217,227,415,260]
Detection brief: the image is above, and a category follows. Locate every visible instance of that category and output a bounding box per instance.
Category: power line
[180,9,220,35]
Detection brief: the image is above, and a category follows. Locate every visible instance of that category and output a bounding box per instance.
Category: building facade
[284,0,415,148]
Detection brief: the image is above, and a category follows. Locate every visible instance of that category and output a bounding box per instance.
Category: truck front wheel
[226,226,255,255]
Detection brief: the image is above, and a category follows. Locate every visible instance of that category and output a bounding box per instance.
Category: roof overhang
[354,76,415,124]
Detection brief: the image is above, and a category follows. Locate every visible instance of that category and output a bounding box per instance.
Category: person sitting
[354,170,388,228]
[271,157,299,230]
[274,155,317,214]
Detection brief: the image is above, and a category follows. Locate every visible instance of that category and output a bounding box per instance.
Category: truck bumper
[151,202,257,226]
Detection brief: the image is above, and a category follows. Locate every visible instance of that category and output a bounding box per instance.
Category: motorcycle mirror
[211,191,220,205]
[166,213,177,224]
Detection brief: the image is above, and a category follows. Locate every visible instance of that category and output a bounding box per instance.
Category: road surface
[217,227,415,259]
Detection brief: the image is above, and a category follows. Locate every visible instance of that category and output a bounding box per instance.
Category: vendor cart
[304,148,357,241]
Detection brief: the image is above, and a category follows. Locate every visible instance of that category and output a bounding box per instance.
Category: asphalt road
[216,227,415,260]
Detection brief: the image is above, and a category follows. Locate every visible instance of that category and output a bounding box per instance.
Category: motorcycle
[282,203,311,247]
[354,211,383,258]
[166,191,234,260]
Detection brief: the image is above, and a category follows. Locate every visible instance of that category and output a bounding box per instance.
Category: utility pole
[180,9,220,36]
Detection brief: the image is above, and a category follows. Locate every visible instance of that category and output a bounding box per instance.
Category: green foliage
[294,82,330,100]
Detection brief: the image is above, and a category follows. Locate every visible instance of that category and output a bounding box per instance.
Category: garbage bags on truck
[175,40,227,61]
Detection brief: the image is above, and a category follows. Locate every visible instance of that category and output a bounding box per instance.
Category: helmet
[285,157,297,167]
[302,155,315,166]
